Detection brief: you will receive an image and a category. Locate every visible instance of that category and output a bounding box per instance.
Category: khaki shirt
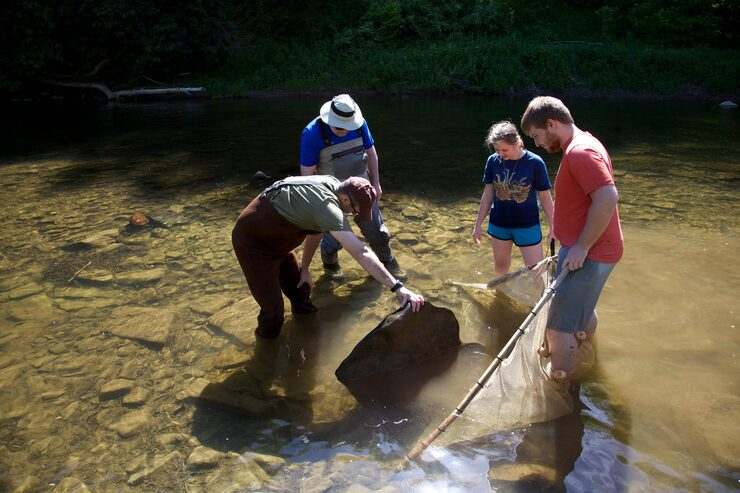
[266,175,347,232]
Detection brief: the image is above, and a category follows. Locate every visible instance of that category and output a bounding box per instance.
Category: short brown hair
[485,120,523,152]
[521,96,574,132]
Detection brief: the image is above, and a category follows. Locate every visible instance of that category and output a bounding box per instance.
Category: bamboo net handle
[404,266,569,463]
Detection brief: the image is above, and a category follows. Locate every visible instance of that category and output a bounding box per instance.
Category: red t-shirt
[554,131,623,263]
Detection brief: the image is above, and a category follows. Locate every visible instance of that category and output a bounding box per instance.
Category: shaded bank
[197,37,739,101]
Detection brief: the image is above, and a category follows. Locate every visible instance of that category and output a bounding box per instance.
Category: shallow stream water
[0,96,738,492]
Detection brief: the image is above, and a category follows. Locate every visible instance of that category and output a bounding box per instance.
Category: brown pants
[232,195,312,337]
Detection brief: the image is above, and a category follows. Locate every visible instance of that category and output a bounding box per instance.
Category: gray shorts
[547,246,616,333]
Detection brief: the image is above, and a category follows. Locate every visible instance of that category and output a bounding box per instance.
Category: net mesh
[439,260,575,444]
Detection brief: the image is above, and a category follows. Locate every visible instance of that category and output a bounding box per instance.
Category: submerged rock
[108,409,152,438]
[187,446,224,469]
[104,306,177,346]
[249,170,273,187]
[488,462,559,487]
[52,477,91,493]
[127,451,183,486]
[115,268,166,285]
[191,371,284,416]
[336,302,461,403]
[99,379,134,400]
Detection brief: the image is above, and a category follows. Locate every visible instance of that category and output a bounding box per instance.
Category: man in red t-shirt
[521,96,624,383]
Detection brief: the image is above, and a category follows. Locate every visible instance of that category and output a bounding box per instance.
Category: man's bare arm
[564,184,619,270]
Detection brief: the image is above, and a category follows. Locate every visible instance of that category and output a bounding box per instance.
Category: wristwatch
[390,281,404,293]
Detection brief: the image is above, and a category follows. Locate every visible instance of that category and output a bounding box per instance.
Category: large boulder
[336,302,461,404]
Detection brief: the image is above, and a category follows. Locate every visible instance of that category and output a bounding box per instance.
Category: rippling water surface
[0,97,738,492]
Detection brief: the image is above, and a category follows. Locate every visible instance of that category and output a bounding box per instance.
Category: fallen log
[43,81,207,102]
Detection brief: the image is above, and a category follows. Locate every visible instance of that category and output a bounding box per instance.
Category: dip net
[408,258,576,458]
[457,260,573,432]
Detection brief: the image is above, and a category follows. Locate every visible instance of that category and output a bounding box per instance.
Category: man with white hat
[300,94,403,278]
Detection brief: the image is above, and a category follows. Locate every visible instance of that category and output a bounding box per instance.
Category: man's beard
[544,132,561,153]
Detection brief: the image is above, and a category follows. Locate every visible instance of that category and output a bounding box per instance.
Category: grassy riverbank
[197,37,739,100]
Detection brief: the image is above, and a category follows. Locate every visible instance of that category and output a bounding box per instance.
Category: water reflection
[0,98,738,491]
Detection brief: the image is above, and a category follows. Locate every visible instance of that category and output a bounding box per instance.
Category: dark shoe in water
[322,262,344,280]
[291,300,318,314]
[255,325,281,339]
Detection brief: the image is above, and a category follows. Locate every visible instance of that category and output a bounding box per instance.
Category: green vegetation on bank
[198,37,739,98]
[3,0,738,98]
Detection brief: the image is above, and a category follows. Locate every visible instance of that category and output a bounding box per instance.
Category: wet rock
[29,436,65,457]
[488,462,558,487]
[54,286,105,299]
[411,242,434,255]
[336,302,461,403]
[401,207,426,220]
[190,453,273,492]
[241,451,286,475]
[212,346,251,369]
[61,401,81,419]
[176,378,210,401]
[76,229,121,249]
[99,379,134,399]
[41,390,65,400]
[396,232,418,245]
[104,306,176,346]
[0,364,24,388]
[0,355,17,370]
[308,382,358,424]
[190,294,233,316]
[301,467,334,492]
[5,282,44,301]
[48,343,67,355]
[191,372,283,416]
[156,433,193,448]
[115,268,166,285]
[95,408,119,428]
[52,477,91,493]
[54,357,87,373]
[345,485,373,493]
[119,360,140,379]
[57,297,121,312]
[28,355,57,370]
[11,475,40,493]
[130,211,149,226]
[5,294,61,322]
[76,269,114,284]
[122,387,149,406]
[187,446,224,469]
[127,451,183,486]
[249,170,273,187]
[125,453,149,474]
[108,409,152,438]
[207,297,260,347]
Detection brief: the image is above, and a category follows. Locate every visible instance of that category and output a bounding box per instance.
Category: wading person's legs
[232,194,310,337]
[356,202,394,267]
[545,246,615,380]
[232,243,286,338]
[491,237,513,275]
[513,224,544,268]
[320,232,342,269]
[278,252,316,314]
[519,243,544,268]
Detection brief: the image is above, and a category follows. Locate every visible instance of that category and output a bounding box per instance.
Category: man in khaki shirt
[232,175,423,338]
